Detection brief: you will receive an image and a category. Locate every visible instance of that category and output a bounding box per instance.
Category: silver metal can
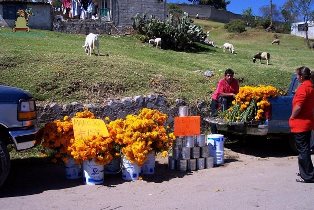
[180,147,191,160]
[172,146,181,160]
[174,137,183,148]
[197,158,205,170]
[191,147,200,159]
[187,159,197,171]
[178,106,189,116]
[184,136,195,148]
[200,146,210,158]
[205,157,214,169]
[168,157,176,170]
[196,134,206,147]
[177,159,187,171]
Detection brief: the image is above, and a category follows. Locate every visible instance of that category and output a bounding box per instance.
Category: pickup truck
[207,74,314,152]
[0,85,39,186]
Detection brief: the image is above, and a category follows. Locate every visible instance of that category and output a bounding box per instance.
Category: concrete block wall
[113,0,166,26]
[28,4,53,30]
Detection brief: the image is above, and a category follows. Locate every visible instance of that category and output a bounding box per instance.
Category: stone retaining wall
[37,94,211,132]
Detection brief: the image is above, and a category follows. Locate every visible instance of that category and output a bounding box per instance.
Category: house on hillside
[0,0,53,30]
[291,21,314,39]
[54,0,167,34]
[58,0,167,26]
[174,4,241,23]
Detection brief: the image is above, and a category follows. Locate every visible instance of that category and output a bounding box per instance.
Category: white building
[291,21,314,39]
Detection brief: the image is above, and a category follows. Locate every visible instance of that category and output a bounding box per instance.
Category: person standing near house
[62,0,72,18]
[81,0,89,19]
[210,68,239,134]
[289,66,314,183]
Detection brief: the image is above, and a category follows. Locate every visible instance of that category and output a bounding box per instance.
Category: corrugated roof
[0,0,51,3]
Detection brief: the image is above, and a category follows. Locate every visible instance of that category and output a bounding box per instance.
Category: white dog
[83,33,100,56]
[223,42,235,54]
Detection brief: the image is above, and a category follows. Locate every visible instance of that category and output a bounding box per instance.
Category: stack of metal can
[168,106,214,172]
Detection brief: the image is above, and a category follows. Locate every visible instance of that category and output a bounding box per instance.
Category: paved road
[1,140,314,210]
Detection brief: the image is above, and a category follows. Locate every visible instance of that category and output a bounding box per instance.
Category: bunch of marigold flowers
[107,108,176,166]
[220,85,279,122]
[39,109,96,163]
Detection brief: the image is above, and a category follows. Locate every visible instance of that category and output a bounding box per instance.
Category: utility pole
[270,0,273,26]
[266,0,273,31]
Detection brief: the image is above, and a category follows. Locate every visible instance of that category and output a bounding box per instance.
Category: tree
[259,2,282,22]
[187,0,230,10]
[259,1,283,31]
[283,0,314,48]
[242,7,256,27]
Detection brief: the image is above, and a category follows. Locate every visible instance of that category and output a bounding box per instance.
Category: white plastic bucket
[83,159,105,185]
[104,158,121,174]
[141,151,155,175]
[121,156,141,181]
[207,134,224,165]
[65,158,82,180]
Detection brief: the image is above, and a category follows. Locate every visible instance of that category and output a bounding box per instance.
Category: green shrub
[224,19,246,33]
[132,13,206,51]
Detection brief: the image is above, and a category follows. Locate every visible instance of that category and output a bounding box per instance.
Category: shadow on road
[0,157,198,197]
[225,136,296,158]
[0,157,81,198]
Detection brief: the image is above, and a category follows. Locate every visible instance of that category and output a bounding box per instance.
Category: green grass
[0,20,313,106]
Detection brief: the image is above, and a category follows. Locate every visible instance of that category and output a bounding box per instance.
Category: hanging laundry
[71,0,81,18]
[87,0,95,19]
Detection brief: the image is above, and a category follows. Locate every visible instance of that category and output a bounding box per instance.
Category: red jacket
[212,78,239,101]
[289,80,314,133]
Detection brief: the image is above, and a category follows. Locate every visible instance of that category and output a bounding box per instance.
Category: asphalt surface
[1,140,314,210]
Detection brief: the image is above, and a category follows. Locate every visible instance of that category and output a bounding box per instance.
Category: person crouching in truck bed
[210,68,239,134]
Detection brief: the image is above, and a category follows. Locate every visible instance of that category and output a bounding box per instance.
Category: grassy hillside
[0,20,313,105]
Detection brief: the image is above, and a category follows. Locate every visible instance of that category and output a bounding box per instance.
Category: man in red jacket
[289,66,314,183]
[210,68,239,133]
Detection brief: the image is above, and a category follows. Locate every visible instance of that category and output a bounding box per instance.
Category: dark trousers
[294,131,314,182]
[210,97,233,134]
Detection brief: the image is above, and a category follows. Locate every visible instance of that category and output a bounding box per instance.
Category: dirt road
[1,140,314,210]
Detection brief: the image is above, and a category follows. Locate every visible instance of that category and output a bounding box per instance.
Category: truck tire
[0,141,10,187]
